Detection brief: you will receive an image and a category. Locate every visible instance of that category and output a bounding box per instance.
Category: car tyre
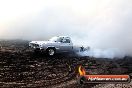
[46,48,56,56]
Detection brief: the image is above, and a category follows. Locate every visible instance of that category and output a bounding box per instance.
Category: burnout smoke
[77,48,125,59]
[0,0,132,57]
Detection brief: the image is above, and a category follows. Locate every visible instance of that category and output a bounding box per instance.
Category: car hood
[30,41,52,45]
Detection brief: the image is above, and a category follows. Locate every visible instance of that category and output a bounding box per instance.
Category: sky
[0,0,132,56]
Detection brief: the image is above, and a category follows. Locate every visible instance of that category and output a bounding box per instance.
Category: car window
[62,39,70,43]
[49,37,63,42]
[58,38,63,42]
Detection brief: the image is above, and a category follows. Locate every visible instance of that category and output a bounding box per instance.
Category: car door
[60,38,73,52]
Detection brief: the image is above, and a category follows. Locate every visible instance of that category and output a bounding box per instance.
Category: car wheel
[47,48,55,56]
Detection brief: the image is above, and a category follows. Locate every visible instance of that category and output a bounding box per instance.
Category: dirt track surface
[0,40,132,88]
[0,49,97,87]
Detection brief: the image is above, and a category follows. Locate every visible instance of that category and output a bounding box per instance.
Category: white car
[29,36,89,56]
[29,36,75,56]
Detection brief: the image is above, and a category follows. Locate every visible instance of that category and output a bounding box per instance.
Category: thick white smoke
[77,48,125,58]
[0,0,132,57]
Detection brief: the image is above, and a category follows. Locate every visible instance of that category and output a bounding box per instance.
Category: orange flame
[78,65,86,76]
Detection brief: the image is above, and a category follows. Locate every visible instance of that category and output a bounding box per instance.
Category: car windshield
[49,37,60,42]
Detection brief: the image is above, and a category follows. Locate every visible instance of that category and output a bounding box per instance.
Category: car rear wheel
[47,48,55,56]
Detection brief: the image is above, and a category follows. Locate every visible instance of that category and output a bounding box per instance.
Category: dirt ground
[0,40,131,88]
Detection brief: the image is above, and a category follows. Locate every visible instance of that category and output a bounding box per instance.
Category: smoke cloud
[77,48,125,58]
[0,0,132,57]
